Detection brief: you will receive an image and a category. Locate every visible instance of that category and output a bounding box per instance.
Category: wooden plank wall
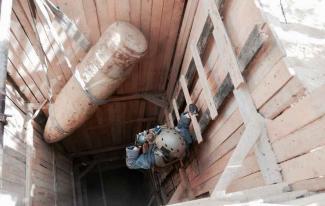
[164,0,325,200]
[1,83,27,206]
[1,82,74,206]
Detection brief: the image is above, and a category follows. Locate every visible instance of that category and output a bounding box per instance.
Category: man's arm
[125,145,152,170]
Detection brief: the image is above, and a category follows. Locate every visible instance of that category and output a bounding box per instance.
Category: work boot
[189,104,199,115]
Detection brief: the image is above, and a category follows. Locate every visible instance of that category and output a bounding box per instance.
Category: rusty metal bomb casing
[44,22,148,143]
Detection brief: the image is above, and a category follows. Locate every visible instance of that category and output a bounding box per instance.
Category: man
[126,104,199,170]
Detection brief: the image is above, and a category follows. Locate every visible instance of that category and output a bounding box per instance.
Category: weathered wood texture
[9,0,186,154]
[163,0,325,201]
[0,83,74,206]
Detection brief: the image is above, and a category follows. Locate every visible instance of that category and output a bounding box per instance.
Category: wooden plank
[172,98,180,121]
[251,59,294,110]
[284,193,325,205]
[81,0,100,45]
[148,0,175,90]
[158,0,185,91]
[53,0,90,42]
[259,77,305,119]
[45,0,89,63]
[10,14,48,99]
[12,0,59,96]
[272,114,325,162]
[191,44,218,119]
[264,190,310,203]
[179,75,203,143]
[166,0,199,100]
[175,2,214,114]
[6,60,38,103]
[291,177,325,193]
[281,146,325,185]
[267,84,325,142]
[208,0,244,88]
[93,0,110,34]
[18,0,66,94]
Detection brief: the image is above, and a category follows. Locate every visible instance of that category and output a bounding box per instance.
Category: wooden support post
[179,75,203,143]
[0,0,13,189]
[98,165,108,206]
[172,98,180,121]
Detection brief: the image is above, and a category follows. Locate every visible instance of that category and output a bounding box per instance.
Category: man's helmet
[155,128,186,161]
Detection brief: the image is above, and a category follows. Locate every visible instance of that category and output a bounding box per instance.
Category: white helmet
[155,128,186,161]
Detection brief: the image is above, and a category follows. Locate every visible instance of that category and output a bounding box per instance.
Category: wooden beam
[207,0,282,194]
[104,92,166,107]
[172,98,180,121]
[179,75,203,143]
[169,3,215,116]
[191,43,218,119]
[70,144,127,158]
[141,93,168,108]
[198,24,266,134]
